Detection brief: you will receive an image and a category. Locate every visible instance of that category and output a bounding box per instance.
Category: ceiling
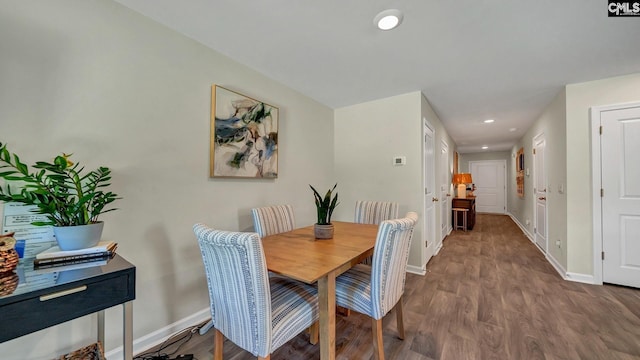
[114,0,640,153]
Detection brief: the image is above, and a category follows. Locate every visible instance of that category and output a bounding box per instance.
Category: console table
[0,254,135,359]
[452,197,476,230]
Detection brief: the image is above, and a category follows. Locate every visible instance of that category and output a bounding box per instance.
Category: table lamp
[453,173,473,198]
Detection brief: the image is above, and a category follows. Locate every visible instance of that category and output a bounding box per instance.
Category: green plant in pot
[309,183,339,239]
[0,142,120,250]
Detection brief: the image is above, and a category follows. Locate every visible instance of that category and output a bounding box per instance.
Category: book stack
[34,241,117,269]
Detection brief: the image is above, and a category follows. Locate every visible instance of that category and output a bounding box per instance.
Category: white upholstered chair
[194,224,319,360]
[354,201,399,265]
[354,201,399,225]
[199,205,297,337]
[334,212,418,360]
[251,204,296,238]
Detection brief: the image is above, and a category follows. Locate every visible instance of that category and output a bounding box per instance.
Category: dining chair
[354,201,399,265]
[251,204,296,238]
[334,212,418,360]
[194,223,319,360]
[354,200,399,225]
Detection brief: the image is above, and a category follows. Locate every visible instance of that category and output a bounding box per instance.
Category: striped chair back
[194,224,271,357]
[370,212,418,319]
[251,205,296,238]
[354,201,399,225]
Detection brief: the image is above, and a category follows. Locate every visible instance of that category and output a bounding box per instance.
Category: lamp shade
[452,173,473,184]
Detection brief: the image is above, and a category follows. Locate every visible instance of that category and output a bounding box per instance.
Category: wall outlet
[525,219,531,226]
[556,239,561,247]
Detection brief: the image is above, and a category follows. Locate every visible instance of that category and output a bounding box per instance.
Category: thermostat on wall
[393,156,406,166]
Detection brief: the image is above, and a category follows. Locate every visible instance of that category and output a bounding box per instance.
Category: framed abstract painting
[210,85,279,178]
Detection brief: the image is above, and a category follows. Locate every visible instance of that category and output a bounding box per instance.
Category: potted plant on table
[0,142,120,250]
[309,183,339,239]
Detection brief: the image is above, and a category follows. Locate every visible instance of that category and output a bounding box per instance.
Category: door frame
[532,132,548,253]
[422,118,436,268]
[438,139,450,253]
[590,101,640,285]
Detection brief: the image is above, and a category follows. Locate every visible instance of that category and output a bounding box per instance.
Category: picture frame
[516,147,524,198]
[210,85,279,178]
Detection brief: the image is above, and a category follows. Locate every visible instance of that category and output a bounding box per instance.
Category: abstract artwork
[210,85,278,178]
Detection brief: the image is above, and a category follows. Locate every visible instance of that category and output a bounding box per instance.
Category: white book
[35,241,116,260]
[32,259,109,273]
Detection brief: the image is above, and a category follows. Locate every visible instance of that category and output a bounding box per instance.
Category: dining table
[261,221,379,360]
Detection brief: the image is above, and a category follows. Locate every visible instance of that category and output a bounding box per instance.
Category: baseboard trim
[565,272,596,284]
[507,212,533,241]
[407,264,426,276]
[104,308,211,360]
[546,253,567,280]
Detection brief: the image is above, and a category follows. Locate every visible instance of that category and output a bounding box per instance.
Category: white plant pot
[53,222,104,251]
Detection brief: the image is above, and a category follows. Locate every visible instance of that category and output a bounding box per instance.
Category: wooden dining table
[261,221,379,360]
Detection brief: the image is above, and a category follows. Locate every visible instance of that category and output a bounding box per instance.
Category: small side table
[0,254,135,359]
[452,208,469,231]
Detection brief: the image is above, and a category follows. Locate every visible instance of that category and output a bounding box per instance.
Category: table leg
[97,310,105,347]
[318,271,336,360]
[123,301,133,360]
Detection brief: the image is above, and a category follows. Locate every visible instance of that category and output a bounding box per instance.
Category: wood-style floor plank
[138,214,640,360]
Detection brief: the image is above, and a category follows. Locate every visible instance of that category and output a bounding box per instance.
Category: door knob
[538,197,546,200]
[432,197,439,202]
[446,193,451,197]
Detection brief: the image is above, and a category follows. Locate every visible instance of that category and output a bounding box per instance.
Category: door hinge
[533,148,536,155]
[601,188,604,197]
[602,251,605,260]
[600,126,603,135]
[425,240,428,248]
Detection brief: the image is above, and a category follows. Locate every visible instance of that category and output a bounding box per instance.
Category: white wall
[565,72,640,275]
[508,89,567,270]
[334,92,423,267]
[0,1,334,359]
[333,92,455,271]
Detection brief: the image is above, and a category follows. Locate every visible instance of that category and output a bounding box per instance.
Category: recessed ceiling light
[509,127,517,132]
[374,9,403,30]
[482,146,489,150]
[483,119,495,123]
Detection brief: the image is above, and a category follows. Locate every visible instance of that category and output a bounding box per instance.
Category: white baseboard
[546,253,567,280]
[565,272,596,284]
[407,264,426,276]
[105,308,211,360]
[507,212,533,241]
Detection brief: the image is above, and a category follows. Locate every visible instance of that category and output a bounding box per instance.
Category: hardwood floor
[138,214,640,360]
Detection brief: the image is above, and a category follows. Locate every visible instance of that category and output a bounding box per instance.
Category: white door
[423,120,436,261]
[439,140,450,247]
[601,105,640,288]
[533,134,547,253]
[469,160,506,214]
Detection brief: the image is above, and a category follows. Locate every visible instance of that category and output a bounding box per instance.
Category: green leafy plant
[0,142,120,227]
[309,183,339,225]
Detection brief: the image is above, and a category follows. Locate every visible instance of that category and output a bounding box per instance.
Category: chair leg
[309,321,319,345]
[258,356,270,360]
[337,305,351,316]
[372,318,385,360]
[395,298,405,340]
[214,329,224,360]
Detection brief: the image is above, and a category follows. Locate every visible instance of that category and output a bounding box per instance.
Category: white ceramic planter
[314,223,334,239]
[53,222,104,250]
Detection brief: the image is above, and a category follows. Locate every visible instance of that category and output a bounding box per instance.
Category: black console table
[0,254,135,359]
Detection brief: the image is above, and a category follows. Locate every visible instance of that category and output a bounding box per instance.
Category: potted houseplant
[0,142,120,250]
[309,183,339,239]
